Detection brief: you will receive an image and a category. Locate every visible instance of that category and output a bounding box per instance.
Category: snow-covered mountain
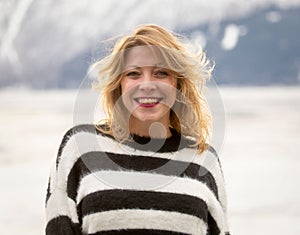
[1,0,300,88]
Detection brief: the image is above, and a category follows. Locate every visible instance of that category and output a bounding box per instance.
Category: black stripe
[207,212,221,235]
[54,123,218,170]
[45,177,51,204]
[124,127,194,152]
[55,124,198,169]
[77,189,208,222]
[90,229,189,235]
[46,124,99,203]
[67,151,218,202]
[46,215,81,235]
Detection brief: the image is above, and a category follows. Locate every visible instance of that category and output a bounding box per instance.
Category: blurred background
[0,0,300,234]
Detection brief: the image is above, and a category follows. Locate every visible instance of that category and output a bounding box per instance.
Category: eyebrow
[124,63,164,70]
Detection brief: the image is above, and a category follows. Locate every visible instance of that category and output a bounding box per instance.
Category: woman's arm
[45,128,82,235]
[214,152,231,235]
[206,146,231,235]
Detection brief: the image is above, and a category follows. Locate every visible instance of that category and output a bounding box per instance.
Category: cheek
[120,78,126,93]
[120,79,137,112]
[121,78,138,93]
[169,79,178,106]
[158,83,177,108]
[169,87,177,106]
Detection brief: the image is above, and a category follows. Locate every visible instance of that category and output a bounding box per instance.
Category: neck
[129,118,172,139]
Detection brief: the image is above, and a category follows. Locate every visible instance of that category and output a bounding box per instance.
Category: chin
[136,116,160,123]
[132,109,170,124]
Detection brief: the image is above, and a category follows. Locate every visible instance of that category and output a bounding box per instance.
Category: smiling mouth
[135,97,163,105]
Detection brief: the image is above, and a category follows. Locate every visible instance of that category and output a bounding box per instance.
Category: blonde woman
[45,24,230,235]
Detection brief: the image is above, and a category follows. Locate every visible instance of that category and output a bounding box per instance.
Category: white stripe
[49,160,57,194]
[82,209,207,235]
[55,139,80,189]
[91,131,227,212]
[54,131,118,190]
[55,131,219,188]
[45,188,79,223]
[52,129,226,231]
[77,171,225,230]
[77,171,210,202]
[59,130,208,160]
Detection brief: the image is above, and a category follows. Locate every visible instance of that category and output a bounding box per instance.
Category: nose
[138,71,157,92]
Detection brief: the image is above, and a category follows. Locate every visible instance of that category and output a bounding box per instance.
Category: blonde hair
[92,24,213,153]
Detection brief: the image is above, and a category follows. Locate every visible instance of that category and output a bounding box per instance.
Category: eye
[125,70,140,78]
[153,69,169,78]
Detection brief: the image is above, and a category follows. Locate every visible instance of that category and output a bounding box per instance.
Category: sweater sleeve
[45,129,82,235]
[218,170,231,235]
[203,146,230,235]
[214,151,231,235]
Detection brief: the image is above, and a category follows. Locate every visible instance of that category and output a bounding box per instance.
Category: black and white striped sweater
[45,124,230,235]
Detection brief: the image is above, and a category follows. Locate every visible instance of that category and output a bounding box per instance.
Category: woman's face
[120,46,177,127]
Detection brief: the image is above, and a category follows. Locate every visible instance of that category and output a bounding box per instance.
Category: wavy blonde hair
[92,24,214,153]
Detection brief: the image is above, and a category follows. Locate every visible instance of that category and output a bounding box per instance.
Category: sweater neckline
[95,124,195,153]
[131,128,176,143]
[124,128,185,153]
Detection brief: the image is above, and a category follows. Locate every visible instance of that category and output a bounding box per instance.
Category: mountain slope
[0,1,299,88]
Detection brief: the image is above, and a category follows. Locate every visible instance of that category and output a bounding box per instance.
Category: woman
[45,24,230,235]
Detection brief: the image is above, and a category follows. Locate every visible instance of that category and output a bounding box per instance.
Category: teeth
[137,98,160,104]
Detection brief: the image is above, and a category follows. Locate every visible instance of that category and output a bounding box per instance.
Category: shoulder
[61,124,103,139]
[206,144,219,158]
[59,123,112,145]
[179,135,219,160]
[55,124,112,168]
[57,124,100,156]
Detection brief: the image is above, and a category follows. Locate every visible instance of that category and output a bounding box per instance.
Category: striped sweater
[45,124,230,235]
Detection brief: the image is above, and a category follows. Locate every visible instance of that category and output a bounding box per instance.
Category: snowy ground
[0,86,299,234]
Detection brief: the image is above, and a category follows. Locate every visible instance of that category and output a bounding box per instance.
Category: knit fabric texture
[45,124,230,235]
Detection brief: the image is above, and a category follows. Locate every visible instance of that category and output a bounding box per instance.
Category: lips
[134,97,163,107]
[135,97,161,104]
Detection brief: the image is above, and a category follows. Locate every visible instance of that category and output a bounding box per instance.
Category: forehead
[124,46,164,68]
